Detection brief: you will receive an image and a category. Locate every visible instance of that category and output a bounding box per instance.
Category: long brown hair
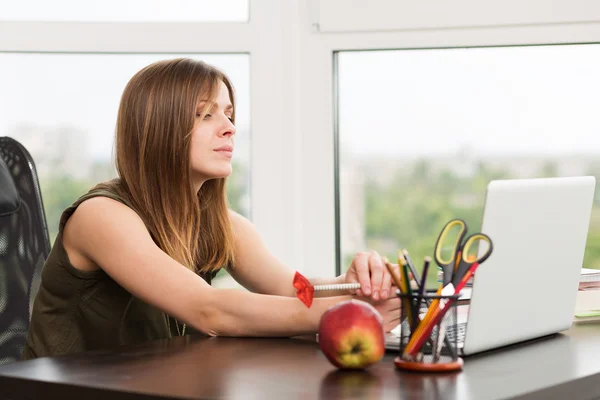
[108,58,236,274]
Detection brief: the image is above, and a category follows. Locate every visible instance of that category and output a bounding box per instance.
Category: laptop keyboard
[385,321,468,349]
[446,322,467,344]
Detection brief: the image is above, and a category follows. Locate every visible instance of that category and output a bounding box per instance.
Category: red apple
[318,299,385,369]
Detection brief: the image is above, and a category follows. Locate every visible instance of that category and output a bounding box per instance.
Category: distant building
[352,152,599,185]
[90,160,117,183]
[339,159,366,259]
[7,124,91,179]
[339,150,600,259]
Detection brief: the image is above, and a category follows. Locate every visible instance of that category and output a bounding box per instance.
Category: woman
[22,58,400,360]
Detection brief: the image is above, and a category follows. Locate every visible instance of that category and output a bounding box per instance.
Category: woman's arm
[65,197,399,336]
[227,210,345,297]
[227,211,395,300]
[224,210,297,297]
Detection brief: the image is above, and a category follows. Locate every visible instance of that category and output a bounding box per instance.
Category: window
[0,53,250,244]
[0,0,249,22]
[336,44,600,280]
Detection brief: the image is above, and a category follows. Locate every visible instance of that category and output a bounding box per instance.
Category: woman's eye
[203,114,212,120]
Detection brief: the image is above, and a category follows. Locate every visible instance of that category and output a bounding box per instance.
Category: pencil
[402,249,421,286]
[384,257,416,337]
[386,254,415,334]
[406,256,457,360]
[388,257,457,360]
[398,252,419,334]
[383,257,403,289]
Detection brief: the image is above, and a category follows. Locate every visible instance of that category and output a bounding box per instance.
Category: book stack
[574,268,600,323]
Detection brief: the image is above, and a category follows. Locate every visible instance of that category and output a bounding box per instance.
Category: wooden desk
[2,323,600,399]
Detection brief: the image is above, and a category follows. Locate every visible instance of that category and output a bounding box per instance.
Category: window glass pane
[337,45,600,282]
[0,0,249,22]
[0,53,251,250]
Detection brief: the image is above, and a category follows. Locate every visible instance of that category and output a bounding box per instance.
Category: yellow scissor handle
[434,219,467,267]
[460,233,493,264]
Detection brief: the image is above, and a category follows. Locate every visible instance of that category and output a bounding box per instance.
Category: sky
[1,3,600,165]
[338,44,600,157]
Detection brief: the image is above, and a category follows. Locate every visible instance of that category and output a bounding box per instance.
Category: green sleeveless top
[21,184,217,360]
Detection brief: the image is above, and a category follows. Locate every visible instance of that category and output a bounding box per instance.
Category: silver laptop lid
[462,176,595,355]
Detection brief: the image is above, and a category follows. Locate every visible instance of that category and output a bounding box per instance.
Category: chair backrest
[0,137,50,365]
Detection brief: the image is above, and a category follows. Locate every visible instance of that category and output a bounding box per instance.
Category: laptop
[385,176,596,356]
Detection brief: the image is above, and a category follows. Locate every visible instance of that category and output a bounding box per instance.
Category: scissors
[433,219,493,288]
[404,219,494,359]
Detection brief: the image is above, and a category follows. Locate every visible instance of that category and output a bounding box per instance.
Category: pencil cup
[393,291,463,372]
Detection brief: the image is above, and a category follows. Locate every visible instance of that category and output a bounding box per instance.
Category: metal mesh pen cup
[394,291,464,372]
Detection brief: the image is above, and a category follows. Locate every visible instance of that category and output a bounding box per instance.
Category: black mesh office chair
[0,137,50,365]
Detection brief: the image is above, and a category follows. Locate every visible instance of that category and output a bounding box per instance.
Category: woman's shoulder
[81,179,132,208]
[59,179,132,231]
[59,179,146,273]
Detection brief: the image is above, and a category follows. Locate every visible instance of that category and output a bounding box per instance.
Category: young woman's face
[190,80,236,187]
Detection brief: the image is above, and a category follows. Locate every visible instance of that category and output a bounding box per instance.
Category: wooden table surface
[2,323,600,399]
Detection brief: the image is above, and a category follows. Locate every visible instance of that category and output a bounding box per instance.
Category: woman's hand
[375,296,401,332]
[357,295,401,332]
[345,250,400,301]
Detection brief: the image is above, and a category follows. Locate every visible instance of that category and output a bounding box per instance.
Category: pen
[416,256,431,313]
[403,283,453,358]
[402,249,421,285]
[434,262,480,362]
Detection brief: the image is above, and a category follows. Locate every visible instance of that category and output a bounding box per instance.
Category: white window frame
[2,0,600,279]
[317,0,600,33]
[297,1,600,278]
[0,1,303,274]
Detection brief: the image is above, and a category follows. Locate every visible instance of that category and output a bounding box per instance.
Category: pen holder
[394,291,463,372]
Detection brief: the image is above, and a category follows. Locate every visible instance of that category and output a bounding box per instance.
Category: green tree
[585,164,600,206]
[40,160,250,246]
[358,157,600,283]
[40,174,92,244]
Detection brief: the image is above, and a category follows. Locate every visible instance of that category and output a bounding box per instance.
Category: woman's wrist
[311,295,353,328]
